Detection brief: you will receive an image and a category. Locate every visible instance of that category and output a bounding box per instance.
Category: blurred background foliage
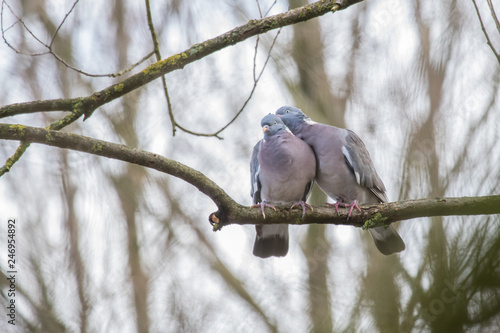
[0,0,499,332]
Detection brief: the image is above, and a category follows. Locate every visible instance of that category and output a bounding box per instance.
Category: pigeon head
[260,114,286,139]
[275,106,310,132]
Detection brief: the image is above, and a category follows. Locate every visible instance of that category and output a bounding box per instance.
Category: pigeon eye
[286,110,290,113]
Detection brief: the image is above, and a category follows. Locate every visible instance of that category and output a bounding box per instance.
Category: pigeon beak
[262,125,269,132]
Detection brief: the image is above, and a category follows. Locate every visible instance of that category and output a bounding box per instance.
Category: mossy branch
[0,0,358,120]
[1,123,499,230]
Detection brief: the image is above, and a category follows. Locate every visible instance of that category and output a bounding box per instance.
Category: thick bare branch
[1,123,498,230]
[212,195,500,231]
[0,123,236,210]
[0,0,351,120]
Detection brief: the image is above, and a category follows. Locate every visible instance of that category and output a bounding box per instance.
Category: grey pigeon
[275,106,405,255]
[250,114,316,258]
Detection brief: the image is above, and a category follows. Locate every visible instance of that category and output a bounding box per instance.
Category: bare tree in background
[0,1,499,332]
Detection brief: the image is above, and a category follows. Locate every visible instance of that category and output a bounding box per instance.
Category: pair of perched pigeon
[250,106,405,258]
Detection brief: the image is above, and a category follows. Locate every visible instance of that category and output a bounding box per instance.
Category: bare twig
[256,0,263,20]
[0,141,29,176]
[255,0,279,18]
[1,0,155,77]
[48,0,80,48]
[145,0,176,136]
[170,25,281,140]
[211,28,282,137]
[256,0,279,18]
[1,123,499,229]
[144,0,280,139]
[487,0,500,33]
[1,2,47,55]
[174,0,282,138]
[472,0,500,63]
[253,35,261,82]
[145,0,221,138]
[50,50,155,78]
[108,51,156,78]
[265,1,279,17]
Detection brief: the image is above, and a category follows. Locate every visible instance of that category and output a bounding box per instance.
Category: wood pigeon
[250,114,316,258]
[275,106,405,255]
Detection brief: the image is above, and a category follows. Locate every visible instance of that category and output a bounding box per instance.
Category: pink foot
[326,200,360,219]
[344,200,361,219]
[251,201,276,219]
[290,200,313,218]
[326,202,346,215]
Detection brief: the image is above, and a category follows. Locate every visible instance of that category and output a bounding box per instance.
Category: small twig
[487,0,500,34]
[0,141,30,176]
[48,0,80,47]
[256,0,278,18]
[255,30,280,82]
[148,16,282,139]
[472,0,500,63]
[265,1,278,17]
[145,0,175,136]
[108,51,155,78]
[1,0,155,77]
[253,35,260,82]
[1,1,49,56]
[211,28,282,137]
[145,0,218,137]
[174,123,223,139]
[49,48,155,78]
[168,27,282,140]
[256,0,263,18]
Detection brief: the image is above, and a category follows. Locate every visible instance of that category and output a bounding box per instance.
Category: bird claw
[325,202,344,215]
[326,200,360,219]
[251,201,276,219]
[345,200,361,220]
[290,200,313,218]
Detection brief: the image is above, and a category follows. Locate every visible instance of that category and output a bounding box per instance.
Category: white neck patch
[304,118,317,125]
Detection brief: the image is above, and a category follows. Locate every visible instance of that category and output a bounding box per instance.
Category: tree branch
[0,0,352,120]
[1,123,498,231]
[0,105,85,176]
[472,0,500,64]
[210,195,500,230]
[0,123,236,209]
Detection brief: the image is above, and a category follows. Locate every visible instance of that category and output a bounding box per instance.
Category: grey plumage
[275,106,405,255]
[250,114,316,258]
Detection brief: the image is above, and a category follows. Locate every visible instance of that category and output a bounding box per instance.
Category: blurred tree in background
[0,0,499,332]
